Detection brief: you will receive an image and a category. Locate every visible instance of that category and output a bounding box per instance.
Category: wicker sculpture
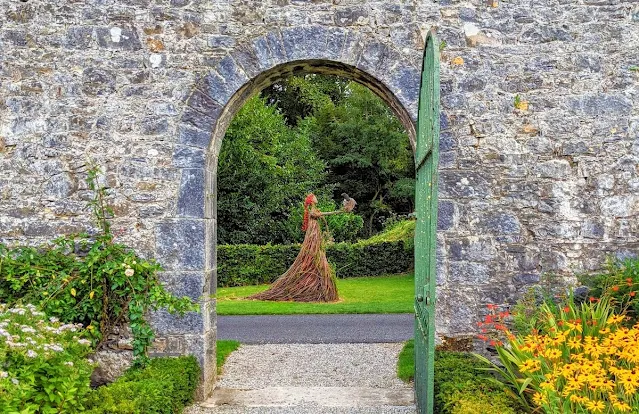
[248,193,355,302]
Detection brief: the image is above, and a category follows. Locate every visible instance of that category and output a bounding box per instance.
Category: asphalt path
[217,314,414,344]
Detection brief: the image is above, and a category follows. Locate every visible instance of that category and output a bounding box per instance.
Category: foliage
[477,296,639,413]
[366,219,415,245]
[217,340,240,374]
[217,237,413,287]
[217,273,414,315]
[397,339,415,383]
[217,95,328,245]
[579,257,639,325]
[0,166,196,364]
[435,351,522,414]
[302,81,414,236]
[0,303,94,414]
[262,74,349,126]
[279,196,364,243]
[85,356,200,414]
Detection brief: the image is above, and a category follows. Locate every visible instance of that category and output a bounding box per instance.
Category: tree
[217,96,327,245]
[302,82,415,236]
[262,74,349,126]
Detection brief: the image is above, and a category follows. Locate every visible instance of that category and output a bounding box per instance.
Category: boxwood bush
[85,356,200,414]
[434,352,523,414]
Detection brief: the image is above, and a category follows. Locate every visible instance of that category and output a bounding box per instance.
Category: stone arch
[155,26,422,398]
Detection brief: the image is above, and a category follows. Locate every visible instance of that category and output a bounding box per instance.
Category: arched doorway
[156,27,438,411]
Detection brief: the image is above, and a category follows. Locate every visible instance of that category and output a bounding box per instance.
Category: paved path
[185,343,416,413]
[217,314,414,344]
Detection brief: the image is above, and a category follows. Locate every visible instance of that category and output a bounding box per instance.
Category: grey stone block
[281,26,327,61]
[450,262,492,284]
[173,145,206,169]
[448,237,496,262]
[437,200,455,231]
[181,107,216,132]
[95,26,142,50]
[178,124,212,149]
[214,55,249,98]
[479,212,521,235]
[82,68,116,96]
[65,27,93,49]
[150,309,204,335]
[230,43,262,79]
[159,272,208,302]
[568,94,632,117]
[177,169,206,218]
[439,171,492,199]
[187,89,223,118]
[156,220,206,271]
[513,273,541,285]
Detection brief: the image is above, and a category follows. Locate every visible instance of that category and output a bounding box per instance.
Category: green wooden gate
[414,29,440,414]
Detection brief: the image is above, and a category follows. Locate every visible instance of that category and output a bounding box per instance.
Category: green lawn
[397,339,415,382]
[216,273,414,315]
[216,340,240,374]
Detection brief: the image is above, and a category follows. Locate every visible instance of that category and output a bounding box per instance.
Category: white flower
[45,344,64,352]
[0,371,7,378]
[124,268,135,277]
[49,317,59,323]
[77,339,91,346]
[11,378,18,385]
[21,326,36,334]
[26,350,37,358]
[64,361,74,367]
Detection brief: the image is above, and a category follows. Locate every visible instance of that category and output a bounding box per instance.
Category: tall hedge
[218,239,413,287]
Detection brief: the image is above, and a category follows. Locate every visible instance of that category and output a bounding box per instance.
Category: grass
[216,273,414,315]
[216,340,240,374]
[397,339,415,382]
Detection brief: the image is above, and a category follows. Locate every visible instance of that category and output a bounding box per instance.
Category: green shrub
[579,256,639,324]
[0,303,94,414]
[218,238,413,287]
[85,356,200,414]
[434,352,522,414]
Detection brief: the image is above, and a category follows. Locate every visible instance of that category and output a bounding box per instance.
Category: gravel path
[218,314,414,344]
[185,343,415,413]
[216,343,409,389]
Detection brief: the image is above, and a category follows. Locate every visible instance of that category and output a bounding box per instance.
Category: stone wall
[1,0,638,398]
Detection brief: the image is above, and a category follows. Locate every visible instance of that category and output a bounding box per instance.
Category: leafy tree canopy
[218,75,414,244]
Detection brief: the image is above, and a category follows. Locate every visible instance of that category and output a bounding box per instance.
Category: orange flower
[631,291,637,297]
[563,306,570,313]
[612,285,620,292]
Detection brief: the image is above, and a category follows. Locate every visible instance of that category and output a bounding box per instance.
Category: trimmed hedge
[85,356,200,414]
[434,352,523,414]
[218,239,413,287]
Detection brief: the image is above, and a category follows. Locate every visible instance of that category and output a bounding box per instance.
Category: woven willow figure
[249,193,355,303]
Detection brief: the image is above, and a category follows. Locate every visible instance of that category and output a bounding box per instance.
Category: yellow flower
[545,348,562,360]
[607,315,625,325]
[520,359,541,373]
[567,338,581,350]
[532,392,548,406]
[613,400,631,412]
[584,399,605,413]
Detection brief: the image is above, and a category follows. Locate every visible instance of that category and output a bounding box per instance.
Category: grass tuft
[397,339,415,382]
[217,340,240,374]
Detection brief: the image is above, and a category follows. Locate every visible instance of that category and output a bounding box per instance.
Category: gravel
[216,343,409,389]
[185,406,416,414]
[184,343,416,413]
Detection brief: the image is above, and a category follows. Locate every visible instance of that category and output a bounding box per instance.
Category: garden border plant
[0,165,197,365]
